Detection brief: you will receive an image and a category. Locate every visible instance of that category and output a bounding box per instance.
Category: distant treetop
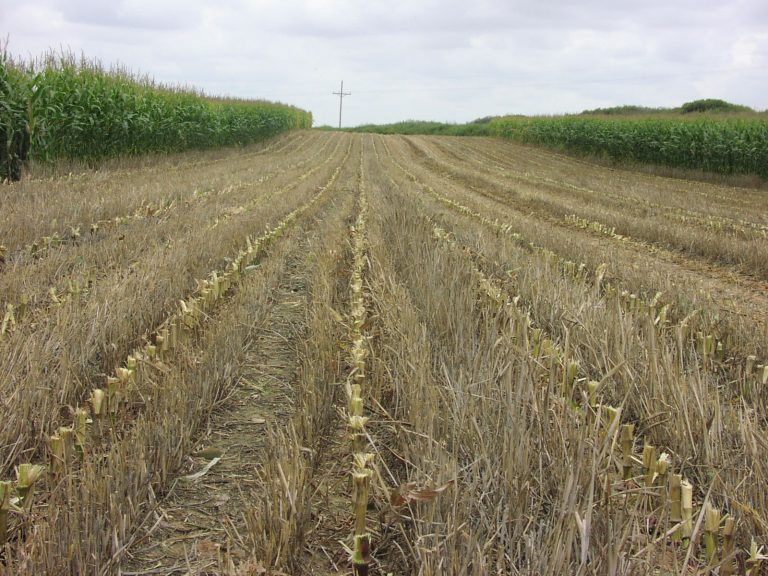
[679,99,753,114]
[580,100,755,116]
[580,105,669,115]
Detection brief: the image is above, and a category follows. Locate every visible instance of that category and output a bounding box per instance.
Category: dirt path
[121,255,307,574]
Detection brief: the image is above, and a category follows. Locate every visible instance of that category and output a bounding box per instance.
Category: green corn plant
[489,114,768,178]
[1,49,311,181]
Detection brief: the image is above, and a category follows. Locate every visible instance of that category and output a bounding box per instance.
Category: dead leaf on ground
[192,447,224,459]
[213,493,231,507]
[195,539,221,558]
[390,479,456,507]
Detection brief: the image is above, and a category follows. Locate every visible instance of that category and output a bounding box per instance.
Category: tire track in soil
[296,146,364,576]
[119,175,356,575]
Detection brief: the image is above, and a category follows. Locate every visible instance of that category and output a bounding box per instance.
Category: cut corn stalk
[681,480,694,541]
[703,503,720,565]
[642,442,656,488]
[15,464,45,507]
[1,303,16,336]
[656,453,671,508]
[747,539,768,576]
[620,424,634,481]
[73,408,88,455]
[670,474,683,541]
[721,517,736,576]
[49,427,73,479]
[352,469,372,576]
[90,388,108,418]
[0,480,11,544]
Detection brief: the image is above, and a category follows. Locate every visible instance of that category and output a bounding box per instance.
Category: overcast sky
[2,0,767,126]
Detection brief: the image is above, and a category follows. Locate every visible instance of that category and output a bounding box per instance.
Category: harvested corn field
[1,131,767,575]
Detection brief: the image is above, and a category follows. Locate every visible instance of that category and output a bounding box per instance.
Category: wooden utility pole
[332,80,351,129]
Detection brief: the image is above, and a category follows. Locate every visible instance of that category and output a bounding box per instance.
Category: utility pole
[332,80,351,129]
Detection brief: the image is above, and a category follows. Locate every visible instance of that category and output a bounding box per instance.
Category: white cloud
[3,0,767,125]
[731,33,768,67]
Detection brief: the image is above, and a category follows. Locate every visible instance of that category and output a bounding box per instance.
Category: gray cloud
[3,0,766,125]
[28,0,199,31]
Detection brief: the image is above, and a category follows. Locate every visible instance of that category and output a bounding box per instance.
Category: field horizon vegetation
[340,99,768,183]
[1,49,768,575]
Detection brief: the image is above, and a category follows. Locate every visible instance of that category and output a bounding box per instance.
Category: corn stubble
[0,132,766,574]
[354,133,768,574]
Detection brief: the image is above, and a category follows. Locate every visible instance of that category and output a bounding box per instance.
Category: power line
[332,80,351,128]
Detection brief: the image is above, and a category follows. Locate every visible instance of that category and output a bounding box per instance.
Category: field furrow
[2,134,359,574]
[436,136,768,239]
[0,136,352,475]
[377,135,768,360]
[464,135,768,219]
[0,131,321,253]
[378,137,764,395]
[368,147,768,574]
[0,134,339,330]
[120,152,358,576]
[396,135,768,281]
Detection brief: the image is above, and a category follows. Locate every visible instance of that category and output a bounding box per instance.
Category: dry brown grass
[0,131,766,575]
[0,133,338,326]
[0,135,352,476]
[397,136,768,281]
[357,134,768,575]
[0,134,357,574]
[379,135,768,361]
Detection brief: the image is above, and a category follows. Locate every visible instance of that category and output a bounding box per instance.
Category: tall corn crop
[0,54,31,181]
[0,50,312,181]
[489,115,768,178]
